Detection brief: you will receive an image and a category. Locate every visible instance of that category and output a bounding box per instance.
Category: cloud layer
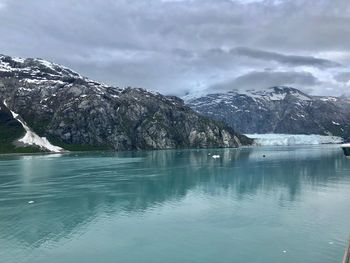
[212,71,319,92]
[0,0,350,96]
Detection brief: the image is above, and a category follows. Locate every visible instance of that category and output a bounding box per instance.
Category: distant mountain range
[186,86,350,141]
[0,54,251,153]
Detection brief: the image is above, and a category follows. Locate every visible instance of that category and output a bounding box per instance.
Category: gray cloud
[211,71,319,92]
[231,47,341,68]
[335,72,350,83]
[0,0,7,9]
[0,0,349,96]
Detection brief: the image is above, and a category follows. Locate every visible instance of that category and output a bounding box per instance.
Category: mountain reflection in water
[0,145,349,263]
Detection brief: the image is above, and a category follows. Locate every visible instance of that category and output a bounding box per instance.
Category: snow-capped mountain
[0,54,252,153]
[186,86,350,140]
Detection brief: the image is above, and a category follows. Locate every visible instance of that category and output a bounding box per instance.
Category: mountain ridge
[187,86,350,140]
[0,54,252,153]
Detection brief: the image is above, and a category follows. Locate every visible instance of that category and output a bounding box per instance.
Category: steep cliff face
[0,55,252,152]
[0,101,24,152]
[0,101,45,153]
[187,86,350,140]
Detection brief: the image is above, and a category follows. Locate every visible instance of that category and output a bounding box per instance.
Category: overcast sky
[1,0,350,96]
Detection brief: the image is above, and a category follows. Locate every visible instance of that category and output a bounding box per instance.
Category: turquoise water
[0,146,349,263]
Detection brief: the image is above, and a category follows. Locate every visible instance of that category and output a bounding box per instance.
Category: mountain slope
[0,101,44,153]
[0,55,252,152]
[187,86,350,140]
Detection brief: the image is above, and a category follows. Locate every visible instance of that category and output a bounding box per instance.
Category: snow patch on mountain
[3,100,65,153]
[247,134,344,146]
[186,86,350,140]
[184,86,312,102]
[0,54,104,88]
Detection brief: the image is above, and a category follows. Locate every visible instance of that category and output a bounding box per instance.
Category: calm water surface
[0,146,349,263]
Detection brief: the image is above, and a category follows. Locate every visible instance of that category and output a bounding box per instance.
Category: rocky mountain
[186,86,350,140]
[0,101,32,153]
[0,54,252,153]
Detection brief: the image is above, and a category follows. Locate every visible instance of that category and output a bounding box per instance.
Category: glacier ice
[245,134,344,146]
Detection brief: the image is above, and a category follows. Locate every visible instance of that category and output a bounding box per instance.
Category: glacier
[246,134,344,146]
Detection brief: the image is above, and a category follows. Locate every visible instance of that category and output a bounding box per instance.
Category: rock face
[0,101,25,152]
[187,86,350,140]
[0,55,252,152]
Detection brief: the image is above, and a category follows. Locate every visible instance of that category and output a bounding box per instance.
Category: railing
[343,238,350,263]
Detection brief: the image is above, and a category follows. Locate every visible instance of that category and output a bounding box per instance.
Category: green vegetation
[16,116,112,152]
[26,118,51,137]
[47,136,112,152]
[0,114,42,154]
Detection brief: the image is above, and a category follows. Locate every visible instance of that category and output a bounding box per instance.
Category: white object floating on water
[212,155,220,159]
[329,241,334,245]
[28,201,35,204]
[283,250,287,253]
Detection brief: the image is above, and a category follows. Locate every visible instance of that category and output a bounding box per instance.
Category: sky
[0,0,350,97]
